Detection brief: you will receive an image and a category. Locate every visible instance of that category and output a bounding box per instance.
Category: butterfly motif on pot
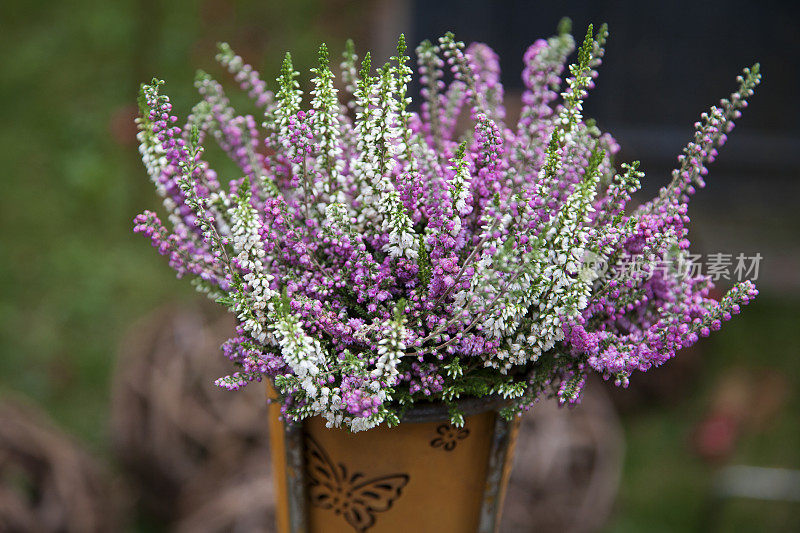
[304,434,410,532]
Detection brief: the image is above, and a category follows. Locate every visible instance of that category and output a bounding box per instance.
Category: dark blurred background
[1,0,798,531]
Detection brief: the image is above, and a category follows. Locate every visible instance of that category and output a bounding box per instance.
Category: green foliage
[393,298,408,320]
[344,38,356,60]
[444,358,464,380]
[358,51,372,84]
[416,233,432,289]
[280,52,296,84]
[276,51,301,116]
[316,42,329,70]
[381,408,401,428]
[447,402,465,427]
[576,24,595,71]
[340,38,359,96]
[595,22,609,48]
[557,16,572,36]
[216,42,235,61]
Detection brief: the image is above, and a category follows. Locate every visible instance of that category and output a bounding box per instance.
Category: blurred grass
[1,0,193,451]
[607,297,800,532]
[0,0,364,452]
[1,0,798,530]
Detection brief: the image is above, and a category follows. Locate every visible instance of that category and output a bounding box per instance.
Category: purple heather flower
[134,26,761,431]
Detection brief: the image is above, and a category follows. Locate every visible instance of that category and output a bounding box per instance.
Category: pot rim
[399,395,509,424]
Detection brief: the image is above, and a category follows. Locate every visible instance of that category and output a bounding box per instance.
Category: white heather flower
[310,44,345,204]
[271,314,326,400]
[371,315,407,386]
[446,143,472,235]
[351,55,418,259]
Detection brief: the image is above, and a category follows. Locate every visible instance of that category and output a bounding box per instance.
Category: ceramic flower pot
[268,391,520,533]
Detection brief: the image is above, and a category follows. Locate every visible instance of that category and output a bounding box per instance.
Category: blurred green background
[1,0,798,531]
[0,0,367,450]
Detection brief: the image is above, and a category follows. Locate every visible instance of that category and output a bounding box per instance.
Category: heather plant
[134,22,760,431]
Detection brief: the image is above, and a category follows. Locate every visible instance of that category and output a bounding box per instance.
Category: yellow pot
[268,391,520,533]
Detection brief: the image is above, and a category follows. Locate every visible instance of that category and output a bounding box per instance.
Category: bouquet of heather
[134,23,760,432]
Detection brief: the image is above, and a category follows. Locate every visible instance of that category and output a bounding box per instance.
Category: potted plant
[134,21,760,533]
